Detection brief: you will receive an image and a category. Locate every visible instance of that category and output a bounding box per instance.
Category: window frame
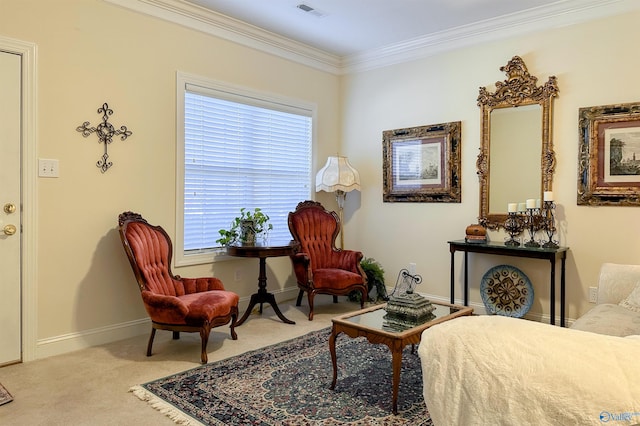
[175,71,316,266]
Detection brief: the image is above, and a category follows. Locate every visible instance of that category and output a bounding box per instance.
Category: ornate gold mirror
[477,56,559,229]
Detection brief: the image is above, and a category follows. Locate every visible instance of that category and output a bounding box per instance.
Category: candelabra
[504,193,559,249]
[542,200,559,248]
[504,212,524,246]
[523,207,542,247]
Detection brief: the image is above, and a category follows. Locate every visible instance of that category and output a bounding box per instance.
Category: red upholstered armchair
[288,200,367,320]
[118,211,239,363]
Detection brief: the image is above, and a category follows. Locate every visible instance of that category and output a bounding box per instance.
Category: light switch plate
[39,158,59,177]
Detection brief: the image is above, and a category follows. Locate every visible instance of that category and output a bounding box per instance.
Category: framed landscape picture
[382,121,461,203]
[578,102,640,206]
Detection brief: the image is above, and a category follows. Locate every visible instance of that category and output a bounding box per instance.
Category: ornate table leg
[329,326,339,390]
[550,258,556,325]
[561,253,567,327]
[464,251,469,306]
[450,249,455,304]
[236,257,295,326]
[391,347,403,415]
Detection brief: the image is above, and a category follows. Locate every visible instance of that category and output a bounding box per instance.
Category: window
[176,72,313,266]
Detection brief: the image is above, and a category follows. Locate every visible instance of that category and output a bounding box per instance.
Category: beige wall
[342,11,640,322]
[2,0,640,358]
[1,0,341,357]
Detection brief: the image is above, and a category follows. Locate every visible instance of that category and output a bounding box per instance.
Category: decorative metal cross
[76,102,132,173]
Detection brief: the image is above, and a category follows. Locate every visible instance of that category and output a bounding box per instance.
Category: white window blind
[183,84,312,252]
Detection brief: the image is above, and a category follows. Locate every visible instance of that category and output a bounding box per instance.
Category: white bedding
[418,315,640,426]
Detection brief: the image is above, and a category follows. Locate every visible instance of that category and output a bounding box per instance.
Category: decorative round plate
[480,264,534,318]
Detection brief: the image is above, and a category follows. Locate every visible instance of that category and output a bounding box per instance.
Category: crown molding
[103,0,341,73]
[105,0,640,75]
[343,0,640,73]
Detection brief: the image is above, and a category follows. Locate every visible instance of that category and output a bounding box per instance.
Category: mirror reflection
[477,56,559,230]
[489,104,542,212]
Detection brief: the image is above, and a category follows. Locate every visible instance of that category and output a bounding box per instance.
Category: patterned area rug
[0,382,13,406]
[131,328,432,425]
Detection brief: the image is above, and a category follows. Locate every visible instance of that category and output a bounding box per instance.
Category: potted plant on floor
[216,207,273,246]
[349,257,389,303]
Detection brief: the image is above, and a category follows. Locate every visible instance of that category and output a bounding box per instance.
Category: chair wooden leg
[360,288,366,309]
[230,313,238,340]
[147,327,156,357]
[296,290,304,306]
[172,331,180,340]
[307,292,315,321]
[200,325,211,364]
[333,295,338,303]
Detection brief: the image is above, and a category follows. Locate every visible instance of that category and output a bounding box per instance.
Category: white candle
[536,199,541,209]
[544,191,554,201]
[508,203,517,213]
[526,198,536,209]
[517,203,526,212]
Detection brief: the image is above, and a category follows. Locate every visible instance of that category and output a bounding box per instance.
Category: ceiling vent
[296,4,326,18]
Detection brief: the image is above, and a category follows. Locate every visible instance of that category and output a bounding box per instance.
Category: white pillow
[619,283,640,313]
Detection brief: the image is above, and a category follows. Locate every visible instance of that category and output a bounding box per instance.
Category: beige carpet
[0,298,359,425]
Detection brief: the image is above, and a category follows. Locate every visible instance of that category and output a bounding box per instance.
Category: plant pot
[240,220,256,244]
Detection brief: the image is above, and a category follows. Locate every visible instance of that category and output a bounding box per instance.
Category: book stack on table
[465,224,487,244]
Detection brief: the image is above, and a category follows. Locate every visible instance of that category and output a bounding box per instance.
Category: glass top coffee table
[329,301,473,414]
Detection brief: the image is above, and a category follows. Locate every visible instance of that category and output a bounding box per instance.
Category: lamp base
[335,190,346,249]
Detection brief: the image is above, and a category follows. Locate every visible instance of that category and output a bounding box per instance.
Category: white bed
[418,315,640,426]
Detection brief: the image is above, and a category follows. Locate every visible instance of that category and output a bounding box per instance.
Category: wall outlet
[408,262,416,275]
[588,287,598,303]
[38,158,59,177]
[234,269,242,282]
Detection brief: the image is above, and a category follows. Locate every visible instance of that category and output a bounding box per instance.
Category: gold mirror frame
[477,56,559,229]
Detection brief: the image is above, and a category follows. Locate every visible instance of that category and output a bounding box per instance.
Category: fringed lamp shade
[315,156,360,200]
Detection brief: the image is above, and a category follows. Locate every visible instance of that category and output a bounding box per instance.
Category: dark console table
[448,240,569,326]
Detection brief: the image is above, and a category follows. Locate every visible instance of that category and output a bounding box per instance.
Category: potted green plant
[216,207,273,246]
[349,257,389,303]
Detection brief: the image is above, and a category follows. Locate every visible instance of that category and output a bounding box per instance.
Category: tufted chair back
[288,201,341,271]
[288,201,367,320]
[122,219,181,295]
[122,218,219,297]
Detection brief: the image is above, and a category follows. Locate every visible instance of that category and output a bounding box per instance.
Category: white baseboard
[35,286,302,360]
[34,286,573,360]
[238,286,300,311]
[36,318,151,359]
[414,290,575,327]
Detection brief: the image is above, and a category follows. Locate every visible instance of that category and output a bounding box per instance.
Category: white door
[0,50,22,365]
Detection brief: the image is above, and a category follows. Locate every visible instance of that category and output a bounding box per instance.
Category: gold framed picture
[383,122,461,203]
[578,102,640,206]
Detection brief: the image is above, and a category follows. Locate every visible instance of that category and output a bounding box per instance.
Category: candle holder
[524,208,541,247]
[542,200,559,248]
[504,212,524,246]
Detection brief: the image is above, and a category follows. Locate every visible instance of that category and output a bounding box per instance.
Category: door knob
[4,203,16,214]
[3,224,17,236]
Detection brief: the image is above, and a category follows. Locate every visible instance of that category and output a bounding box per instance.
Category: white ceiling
[108,0,639,73]
[185,0,614,56]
